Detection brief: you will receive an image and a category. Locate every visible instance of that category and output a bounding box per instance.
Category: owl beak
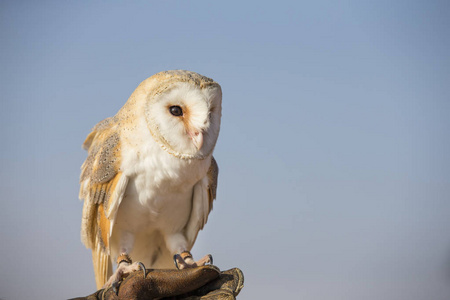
[188,131,204,150]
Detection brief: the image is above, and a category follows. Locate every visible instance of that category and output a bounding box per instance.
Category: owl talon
[103,260,146,291]
[173,254,181,269]
[173,252,213,269]
[112,281,120,296]
[138,262,147,278]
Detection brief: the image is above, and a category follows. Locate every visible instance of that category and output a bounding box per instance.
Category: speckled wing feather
[79,117,129,289]
[207,157,219,210]
[185,157,219,249]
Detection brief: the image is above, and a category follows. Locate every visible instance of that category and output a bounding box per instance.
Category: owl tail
[92,237,112,289]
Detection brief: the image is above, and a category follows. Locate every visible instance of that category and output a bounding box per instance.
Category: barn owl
[79,70,222,289]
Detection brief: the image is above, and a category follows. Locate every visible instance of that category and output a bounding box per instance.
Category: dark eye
[169,106,183,116]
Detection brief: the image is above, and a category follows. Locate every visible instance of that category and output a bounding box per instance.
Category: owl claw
[173,252,213,269]
[112,281,121,296]
[103,261,146,291]
[137,262,147,278]
[173,254,181,269]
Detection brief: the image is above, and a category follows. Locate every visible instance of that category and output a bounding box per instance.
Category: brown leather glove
[72,266,244,300]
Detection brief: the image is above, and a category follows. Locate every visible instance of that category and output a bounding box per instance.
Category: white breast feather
[114,112,210,240]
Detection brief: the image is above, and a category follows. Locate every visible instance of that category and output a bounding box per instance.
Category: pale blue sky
[1,1,450,299]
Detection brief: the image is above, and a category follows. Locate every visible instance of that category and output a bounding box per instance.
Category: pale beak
[188,131,204,150]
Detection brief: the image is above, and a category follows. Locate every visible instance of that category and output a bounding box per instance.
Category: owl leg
[103,232,146,291]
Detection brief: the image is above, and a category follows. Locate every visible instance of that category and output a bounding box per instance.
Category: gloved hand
[72,266,244,300]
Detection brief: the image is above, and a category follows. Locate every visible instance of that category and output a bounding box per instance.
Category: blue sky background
[1,1,449,299]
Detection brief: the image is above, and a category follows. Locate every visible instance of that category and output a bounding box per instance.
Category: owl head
[138,70,222,160]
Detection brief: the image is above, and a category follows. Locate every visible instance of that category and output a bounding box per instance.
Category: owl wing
[79,117,129,288]
[185,157,219,249]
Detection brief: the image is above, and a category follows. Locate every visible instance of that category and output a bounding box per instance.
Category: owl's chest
[121,141,210,215]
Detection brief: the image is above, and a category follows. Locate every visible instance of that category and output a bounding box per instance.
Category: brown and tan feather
[207,157,219,212]
[79,117,125,289]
